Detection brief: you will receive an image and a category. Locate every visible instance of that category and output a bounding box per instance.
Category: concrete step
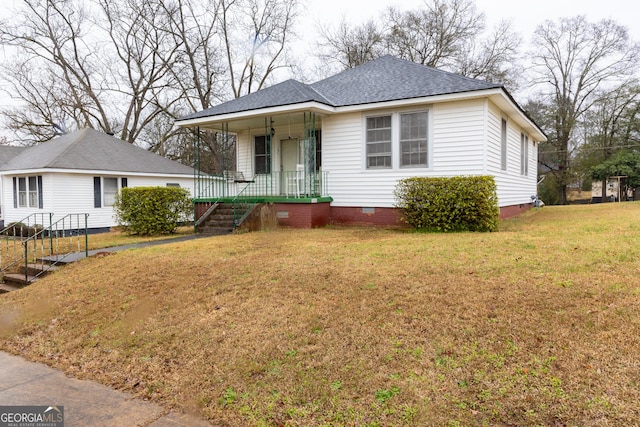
[3,273,39,287]
[20,263,61,277]
[199,227,233,235]
[0,282,23,293]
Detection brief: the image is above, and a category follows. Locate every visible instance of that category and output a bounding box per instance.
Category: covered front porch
[188,109,332,229]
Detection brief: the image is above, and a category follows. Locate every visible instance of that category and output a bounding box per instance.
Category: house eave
[0,168,194,178]
[176,88,546,142]
[334,88,546,142]
[175,101,336,129]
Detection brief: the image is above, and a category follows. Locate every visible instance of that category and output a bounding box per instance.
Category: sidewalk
[41,234,209,264]
[0,352,213,426]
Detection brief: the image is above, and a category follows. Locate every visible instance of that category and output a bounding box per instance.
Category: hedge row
[394,176,499,232]
[114,186,192,235]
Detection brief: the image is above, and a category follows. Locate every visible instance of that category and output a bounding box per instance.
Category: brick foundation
[499,203,534,219]
[330,206,405,227]
[194,202,214,221]
[273,202,332,228]
[196,201,533,229]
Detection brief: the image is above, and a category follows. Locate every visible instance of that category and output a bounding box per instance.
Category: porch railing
[195,170,329,201]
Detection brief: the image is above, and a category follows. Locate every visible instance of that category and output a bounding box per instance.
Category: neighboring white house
[177,55,547,227]
[0,128,195,231]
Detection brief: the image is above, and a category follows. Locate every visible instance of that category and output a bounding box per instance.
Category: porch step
[0,282,23,293]
[196,202,254,235]
[20,263,61,277]
[200,227,234,236]
[1,263,61,290]
[3,273,39,287]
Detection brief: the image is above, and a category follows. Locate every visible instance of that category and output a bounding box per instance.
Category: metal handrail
[0,213,53,275]
[18,213,89,283]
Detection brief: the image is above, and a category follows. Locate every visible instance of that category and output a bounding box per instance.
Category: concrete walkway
[41,234,209,264]
[1,233,217,426]
[0,352,214,426]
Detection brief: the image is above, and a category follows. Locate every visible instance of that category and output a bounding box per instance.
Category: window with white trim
[103,177,118,206]
[400,111,428,167]
[366,116,392,169]
[254,135,271,174]
[94,177,127,208]
[14,176,42,208]
[520,133,529,176]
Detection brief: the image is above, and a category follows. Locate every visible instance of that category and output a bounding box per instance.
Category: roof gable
[0,128,195,175]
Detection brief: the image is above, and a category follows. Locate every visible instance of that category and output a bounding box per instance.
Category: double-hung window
[366,116,392,168]
[254,135,271,174]
[366,111,429,169]
[14,176,43,209]
[94,177,127,208]
[400,112,428,167]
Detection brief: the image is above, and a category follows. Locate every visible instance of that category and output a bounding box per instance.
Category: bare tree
[317,19,384,70]
[315,0,520,87]
[384,0,482,68]
[0,0,299,155]
[220,0,299,98]
[0,0,113,143]
[455,20,522,91]
[530,16,640,204]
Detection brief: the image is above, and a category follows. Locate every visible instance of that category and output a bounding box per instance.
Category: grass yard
[1,203,640,426]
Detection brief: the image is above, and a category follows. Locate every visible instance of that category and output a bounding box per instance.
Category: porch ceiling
[190,109,328,134]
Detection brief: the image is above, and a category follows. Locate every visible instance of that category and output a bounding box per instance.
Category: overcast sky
[1,0,638,108]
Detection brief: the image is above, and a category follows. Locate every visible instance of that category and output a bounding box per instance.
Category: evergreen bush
[114,186,192,235]
[394,176,499,232]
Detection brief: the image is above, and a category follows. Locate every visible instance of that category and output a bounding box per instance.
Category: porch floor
[194,196,333,204]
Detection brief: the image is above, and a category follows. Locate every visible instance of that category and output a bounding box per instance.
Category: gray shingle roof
[0,128,195,175]
[0,146,28,167]
[179,55,502,121]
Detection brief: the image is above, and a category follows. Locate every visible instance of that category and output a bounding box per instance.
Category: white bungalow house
[176,55,546,228]
[0,128,195,232]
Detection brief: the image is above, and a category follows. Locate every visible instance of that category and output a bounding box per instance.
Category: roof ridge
[43,128,92,166]
[290,79,333,105]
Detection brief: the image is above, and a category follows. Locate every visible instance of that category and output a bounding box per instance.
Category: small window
[366,116,392,169]
[501,119,507,171]
[400,111,428,167]
[18,177,27,207]
[520,133,529,176]
[254,135,271,174]
[103,177,118,206]
[28,176,38,207]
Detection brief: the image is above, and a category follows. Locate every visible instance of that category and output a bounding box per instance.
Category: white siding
[231,98,540,209]
[2,172,194,229]
[488,102,538,206]
[323,100,488,208]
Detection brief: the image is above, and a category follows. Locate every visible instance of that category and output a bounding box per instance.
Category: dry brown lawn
[1,204,640,426]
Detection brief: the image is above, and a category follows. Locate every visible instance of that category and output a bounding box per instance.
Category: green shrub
[114,186,192,235]
[394,176,499,232]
